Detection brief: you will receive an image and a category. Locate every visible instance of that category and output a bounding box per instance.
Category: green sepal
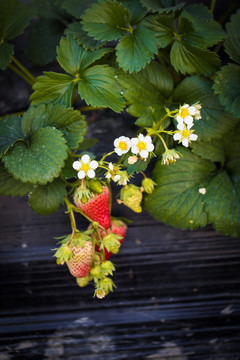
[28,178,67,215]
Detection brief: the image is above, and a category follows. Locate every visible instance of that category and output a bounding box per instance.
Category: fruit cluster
[54,182,127,299]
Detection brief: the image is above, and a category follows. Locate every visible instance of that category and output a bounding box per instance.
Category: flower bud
[161,149,181,165]
[142,178,156,194]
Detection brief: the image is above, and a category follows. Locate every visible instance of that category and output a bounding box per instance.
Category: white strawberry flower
[173,122,198,148]
[176,104,196,126]
[114,136,131,156]
[105,162,121,182]
[130,134,154,159]
[73,154,98,179]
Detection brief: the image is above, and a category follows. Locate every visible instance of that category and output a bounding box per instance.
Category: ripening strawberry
[92,219,127,260]
[67,240,94,278]
[74,185,111,229]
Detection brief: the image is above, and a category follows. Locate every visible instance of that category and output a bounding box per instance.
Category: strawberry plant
[0,0,240,298]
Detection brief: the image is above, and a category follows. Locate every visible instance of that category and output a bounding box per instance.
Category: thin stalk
[11,56,36,84]
[65,197,77,234]
[7,63,34,86]
[156,133,169,152]
[210,0,216,14]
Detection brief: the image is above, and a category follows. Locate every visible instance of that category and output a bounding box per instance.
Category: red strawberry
[74,185,111,229]
[67,240,94,278]
[91,219,127,260]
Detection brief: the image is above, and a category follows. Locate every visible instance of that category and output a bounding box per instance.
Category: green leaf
[119,0,146,23]
[76,138,98,150]
[143,13,175,48]
[213,63,240,118]
[78,65,125,112]
[140,0,184,13]
[0,43,14,70]
[22,103,87,149]
[173,76,237,141]
[144,147,216,230]
[179,8,226,49]
[28,179,67,215]
[27,0,65,19]
[65,23,105,50]
[0,162,32,197]
[0,115,24,156]
[116,23,158,73]
[0,0,32,42]
[61,0,96,18]
[204,171,240,238]
[126,158,149,175]
[141,61,174,98]
[191,138,225,163]
[30,72,74,106]
[25,18,64,66]
[223,125,240,182]
[224,9,240,64]
[57,35,111,75]
[117,71,165,118]
[82,0,130,41]
[3,127,68,185]
[170,40,220,76]
[61,155,76,179]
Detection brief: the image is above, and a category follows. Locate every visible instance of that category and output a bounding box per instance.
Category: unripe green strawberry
[76,275,90,287]
[120,184,143,213]
[74,185,111,229]
[90,219,127,260]
[67,240,94,278]
[87,179,103,194]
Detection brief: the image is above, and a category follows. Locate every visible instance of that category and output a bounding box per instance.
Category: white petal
[87,169,95,178]
[144,135,152,144]
[140,150,148,158]
[147,143,154,152]
[138,134,144,141]
[77,170,86,179]
[176,115,184,123]
[131,137,138,146]
[182,138,189,147]
[131,145,139,154]
[184,115,193,125]
[187,122,194,130]
[81,154,90,164]
[182,104,189,109]
[188,106,196,115]
[72,161,81,170]
[173,133,181,141]
[115,148,123,156]
[105,173,111,179]
[109,162,113,171]
[190,134,198,141]
[177,122,184,131]
[113,175,120,182]
[114,138,120,147]
[90,160,98,170]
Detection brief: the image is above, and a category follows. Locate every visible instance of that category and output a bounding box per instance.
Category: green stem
[7,63,34,86]
[156,133,169,152]
[11,56,36,84]
[210,0,216,14]
[65,197,77,235]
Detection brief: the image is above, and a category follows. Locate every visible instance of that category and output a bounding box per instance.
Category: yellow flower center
[182,129,190,138]
[81,163,90,173]
[118,141,128,151]
[137,141,147,151]
[180,107,189,119]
